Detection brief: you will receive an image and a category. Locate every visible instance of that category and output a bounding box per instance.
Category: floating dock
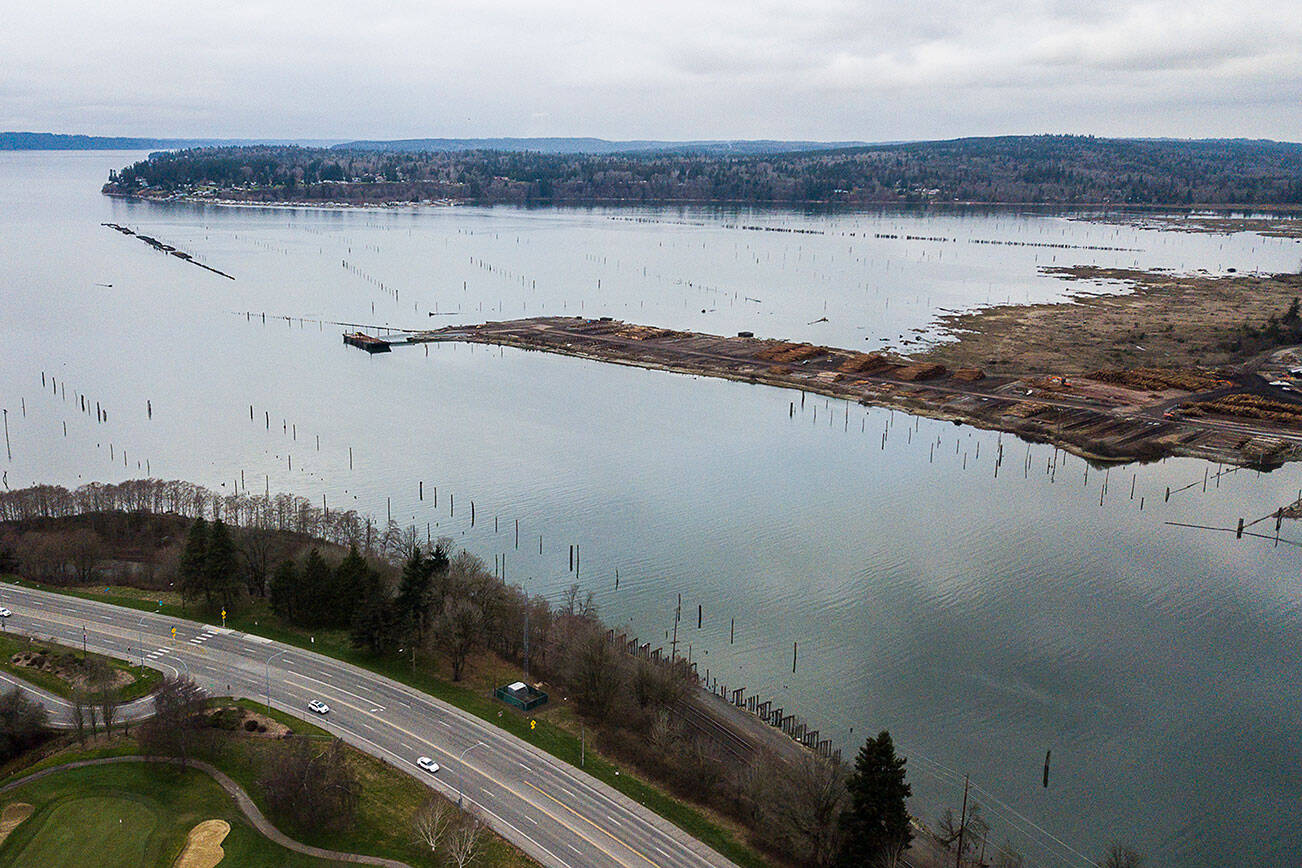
[343,332,393,353]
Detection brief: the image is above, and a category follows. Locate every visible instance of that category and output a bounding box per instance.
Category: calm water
[3,151,1302,866]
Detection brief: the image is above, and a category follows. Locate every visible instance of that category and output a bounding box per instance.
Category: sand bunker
[173,818,230,868]
[0,802,33,846]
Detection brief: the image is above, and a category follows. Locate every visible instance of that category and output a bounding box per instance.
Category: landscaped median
[1,577,772,868]
[0,630,162,703]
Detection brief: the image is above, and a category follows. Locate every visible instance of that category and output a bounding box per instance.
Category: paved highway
[0,584,738,868]
[0,669,155,726]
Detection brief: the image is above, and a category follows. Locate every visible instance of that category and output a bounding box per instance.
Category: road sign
[530,719,536,731]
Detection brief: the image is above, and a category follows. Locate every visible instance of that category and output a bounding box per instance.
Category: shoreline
[102,189,1302,214]
[377,316,1302,468]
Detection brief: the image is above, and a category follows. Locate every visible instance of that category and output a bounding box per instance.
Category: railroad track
[673,698,760,764]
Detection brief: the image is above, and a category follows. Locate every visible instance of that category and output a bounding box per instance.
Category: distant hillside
[101,135,1302,206]
[1,132,343,150]
[333,137,872,155]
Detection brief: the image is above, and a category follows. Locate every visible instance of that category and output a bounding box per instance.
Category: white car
[0,608,10,618]
[416,756,440,774]
[307,700,330,715]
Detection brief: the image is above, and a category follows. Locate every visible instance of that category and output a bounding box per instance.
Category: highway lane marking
[357,677,702,860]
[299,694,636,868]
[297,717,575,868]
[526,815,538,824]
[517,762,533,772]
[282,674,385,711]
[7,594,696,867]
[299,659,703,866]
[483,788,497,799]
[523,781,659,868]
[608,815,622,826]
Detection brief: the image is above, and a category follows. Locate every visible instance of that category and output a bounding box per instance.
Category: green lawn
[10,794,156,868]
[3,578,769,868]
[0,700,534,868]
[0,763,333,867]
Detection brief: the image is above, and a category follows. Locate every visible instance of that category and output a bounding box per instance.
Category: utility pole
[3,408,10,461]
[670,593,681,659]
[955,774,969,868]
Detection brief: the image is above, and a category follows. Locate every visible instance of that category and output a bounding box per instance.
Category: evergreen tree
[0,542,18,575]
[350,585,395,655]
[299,548,333,626]
[332,545,372,628]
[177,517,208,607]
[269,559,300,622]
[837,730,912,866]
[394,546,435,643]
[203,519,240,614]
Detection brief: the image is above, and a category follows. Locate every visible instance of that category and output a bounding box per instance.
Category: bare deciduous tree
[413,797,454,855]
[85,658,122,735]
[0,688,48,761]
[756,752,846,867]
[1101,843,1144,868]
[993,840,1026,868]
[67,528,104,583]
[434,597,483,682]
[71,690,87,744]
[446,811,486,868]
[139,676,209,767]
[261,737,359,833]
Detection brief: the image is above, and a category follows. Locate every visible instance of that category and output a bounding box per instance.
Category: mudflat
[921,267,1302,375]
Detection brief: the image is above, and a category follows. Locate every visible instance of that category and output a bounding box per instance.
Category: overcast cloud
[2,0,1299,141]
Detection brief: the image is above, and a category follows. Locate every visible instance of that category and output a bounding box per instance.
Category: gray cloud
[1,0,1298,140]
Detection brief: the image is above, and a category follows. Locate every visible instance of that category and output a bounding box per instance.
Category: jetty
[400,316,1302,467]
[101,223,235,279]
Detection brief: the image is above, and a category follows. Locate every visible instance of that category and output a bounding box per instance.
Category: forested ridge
[102,135,1302,206]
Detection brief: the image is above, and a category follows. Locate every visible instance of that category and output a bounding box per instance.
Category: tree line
[102,135,1302,206]
[0,483,1145,866]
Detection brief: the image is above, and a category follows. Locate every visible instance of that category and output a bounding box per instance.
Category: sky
[3,0,1300,142]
